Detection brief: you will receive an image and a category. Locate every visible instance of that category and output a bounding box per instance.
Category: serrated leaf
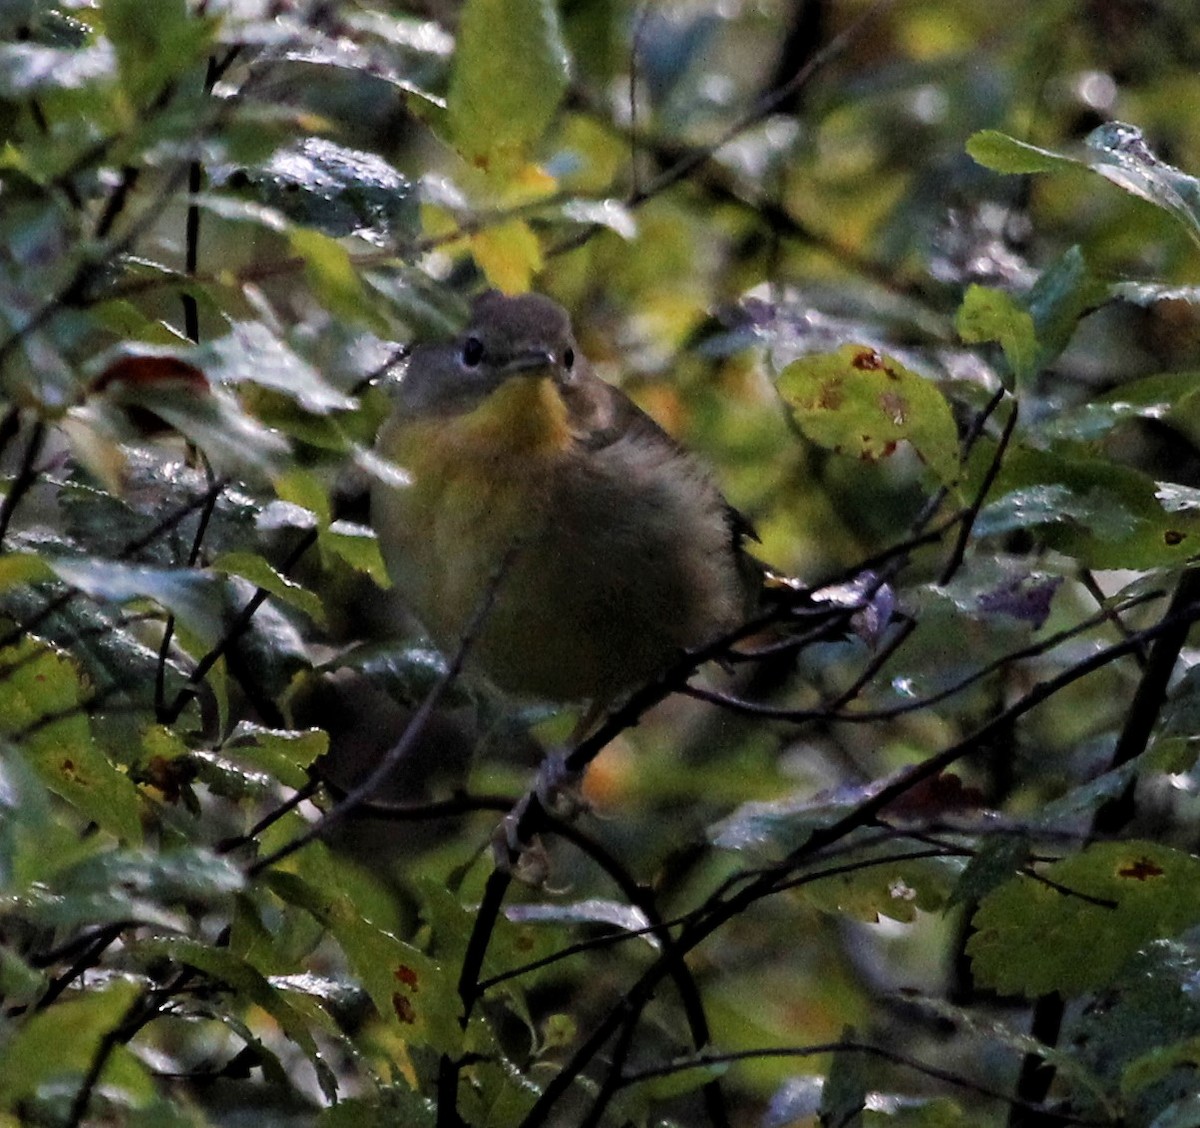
[968,842,1200,996]
[446,0,569,173]
[956,284,1037,384]
[212,552,326,627]
[801,851,954,923]
[776,345,960,484]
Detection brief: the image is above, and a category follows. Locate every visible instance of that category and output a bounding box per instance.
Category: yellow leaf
[469,219,543,295]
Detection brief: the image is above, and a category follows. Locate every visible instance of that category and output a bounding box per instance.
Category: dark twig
[247,545,517,878]
[161,527,318,725]
[1010,566,1200,1127]
[939,399,1020,585]
[0,420,46,547]
[514,608,1200,1128]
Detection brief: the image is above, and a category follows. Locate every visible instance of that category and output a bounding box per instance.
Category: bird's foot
[491,753,588,882]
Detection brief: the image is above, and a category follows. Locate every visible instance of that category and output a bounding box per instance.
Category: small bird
[371,291,761,717]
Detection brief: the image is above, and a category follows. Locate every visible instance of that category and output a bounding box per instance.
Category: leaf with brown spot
[777,345,959,484]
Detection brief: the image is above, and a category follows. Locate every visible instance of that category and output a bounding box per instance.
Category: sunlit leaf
[469,218,543,295]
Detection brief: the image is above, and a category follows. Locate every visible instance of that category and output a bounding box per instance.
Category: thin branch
[618,1042,1103,1123]
[684,589,1162,723]
[0,420,46,546]
[939,399,1020,585]
[247,544,517,877]
[161,526,318,725]
[514,606,1200,1128]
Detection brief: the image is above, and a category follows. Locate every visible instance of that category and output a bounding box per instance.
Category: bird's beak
[500,349,557,377]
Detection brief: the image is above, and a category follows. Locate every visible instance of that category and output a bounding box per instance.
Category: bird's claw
[490,754,588,882]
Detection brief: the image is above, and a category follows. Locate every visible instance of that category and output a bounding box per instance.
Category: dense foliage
[3,1,1200,1126]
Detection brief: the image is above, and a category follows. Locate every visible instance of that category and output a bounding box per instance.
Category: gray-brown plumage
[372,291,761,705]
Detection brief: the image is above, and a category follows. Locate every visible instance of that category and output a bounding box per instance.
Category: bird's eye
[461,337,485,367]
[563,347,575,371]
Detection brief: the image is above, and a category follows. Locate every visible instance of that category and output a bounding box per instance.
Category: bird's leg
[492,699,608,878]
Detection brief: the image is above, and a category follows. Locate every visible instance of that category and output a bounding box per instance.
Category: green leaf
[446,0,569,173]
[948,837,1030,907]
[775,345,960,484]
[265,867,462,1054]
[212,552,326,627]
[219,137,417,246]
[0,638,143,842]
[316,1088,436,1127]
[0,979,143,1107]
[101,380,290,481]
[132,937,339,1100]
[966,130,1079,175]
[1025,246,1106,370]
[222,721,328,790]
[1083,122,1200,252]
[956,284,1037,384]
[46,557,227,648]
[972,446,1200,569]
[102,0,215,106]
[13,845,243,933]
[799,851,954,923]
[0,551,53,589]
[819,1029,868,1128]
[202,322,356,414]
[290,228,385,330]
[968,842,1200,996]
[321,519,390,586]
[968,124,1200,252]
